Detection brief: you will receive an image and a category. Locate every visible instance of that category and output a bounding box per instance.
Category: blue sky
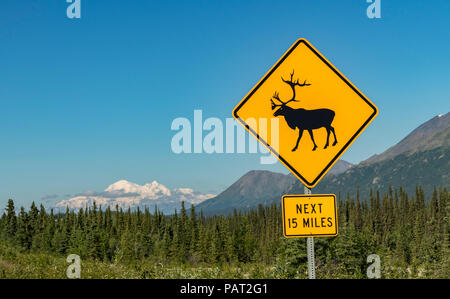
[0,0,449,208]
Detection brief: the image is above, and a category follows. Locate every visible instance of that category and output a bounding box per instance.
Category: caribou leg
[308,129,318,151]
[292,129,303,152]
[330,126,337,146]
[324,127,331,149]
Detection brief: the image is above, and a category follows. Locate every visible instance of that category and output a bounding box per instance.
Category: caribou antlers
[282,70,310,88]
[270,92,284,110]
[270,70,310,110]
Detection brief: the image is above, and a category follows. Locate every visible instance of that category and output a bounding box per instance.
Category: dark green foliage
[0,186,448,278]
[5,199,16,242]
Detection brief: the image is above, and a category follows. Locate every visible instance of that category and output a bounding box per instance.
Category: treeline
[0,186,448,278]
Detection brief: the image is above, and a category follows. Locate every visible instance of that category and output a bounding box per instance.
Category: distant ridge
[288,113,450,198]
[289,146,449,198]
[363,112,449,164]
[197,113,450,215]
[196,160,353,216]
[195,170,296,216]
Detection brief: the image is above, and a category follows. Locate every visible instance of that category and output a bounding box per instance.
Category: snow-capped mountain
[54,180,215,214]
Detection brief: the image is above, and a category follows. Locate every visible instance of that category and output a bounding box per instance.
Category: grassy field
[0,244,284,279]
[1,243,447,279]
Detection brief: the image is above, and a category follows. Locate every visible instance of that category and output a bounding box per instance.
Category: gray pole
[304,186,316,279]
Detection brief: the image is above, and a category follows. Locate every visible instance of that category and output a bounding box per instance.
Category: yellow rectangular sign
[282,194,338,238]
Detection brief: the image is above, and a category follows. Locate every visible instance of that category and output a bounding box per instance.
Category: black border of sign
[281,194,338,238]
[233,39,378,188]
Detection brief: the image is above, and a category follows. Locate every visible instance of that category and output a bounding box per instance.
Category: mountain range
[54,180,215,214]
[197,112,450,215]
[195,159,354,215]
[362,113,449,164]
[52,112,449,215]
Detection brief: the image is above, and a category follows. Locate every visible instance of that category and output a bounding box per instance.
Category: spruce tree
[5,199,17,241]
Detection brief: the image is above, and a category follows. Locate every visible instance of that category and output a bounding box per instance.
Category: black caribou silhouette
[270,70,338,151]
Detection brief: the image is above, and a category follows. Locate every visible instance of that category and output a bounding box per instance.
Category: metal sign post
[304,186,316,279]
[281,189,337,279]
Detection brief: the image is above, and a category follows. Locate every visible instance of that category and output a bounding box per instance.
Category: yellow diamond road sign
[282,194,338,238]
[233,38,378,188]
